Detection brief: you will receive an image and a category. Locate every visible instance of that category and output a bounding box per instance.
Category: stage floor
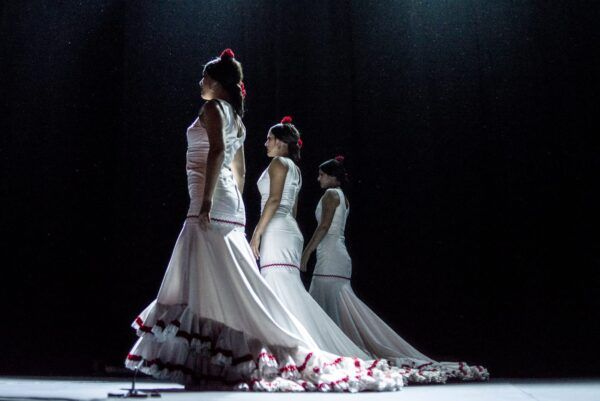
[0,377,598,401]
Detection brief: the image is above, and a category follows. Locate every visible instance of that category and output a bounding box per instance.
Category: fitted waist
[263,213,301,235]
[317,236,347,253]
[188,167,238,196]
[272,208,294,216]
[187,164,233,176]
[260,204,295,215]
[320,233,346,241]
[184,214,245,232]
[187,169,244,220]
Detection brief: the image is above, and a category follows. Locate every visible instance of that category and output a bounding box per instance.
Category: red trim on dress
[367,359,380,371]
[212,217,245,227]
[260,263,300,270]
[279,364,297,373]
[133,317,251,365]
[297,352,313,372]
[323,356,344,368]
[318,376,350,390]
[257,351,278,364]
[135,317,152,333]
[313,273,351,280]
[186,215,245,227]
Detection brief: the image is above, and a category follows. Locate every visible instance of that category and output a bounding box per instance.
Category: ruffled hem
[310,279,490,384]
[125,301,404,392]
[393,359,489,383]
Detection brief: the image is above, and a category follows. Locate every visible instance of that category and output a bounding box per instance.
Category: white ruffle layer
[126,302,405,392]
[393,358,489,383]
[309,278,489,384]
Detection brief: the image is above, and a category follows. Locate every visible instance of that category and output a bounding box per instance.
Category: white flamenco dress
[257,157,372,360]
[125,101,403,392]
[309,187,490,383]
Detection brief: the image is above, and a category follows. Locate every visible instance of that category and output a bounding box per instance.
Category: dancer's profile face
[318,169,338,189]
[264,130,285,158]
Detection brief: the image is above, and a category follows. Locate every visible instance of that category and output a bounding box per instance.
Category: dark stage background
[2,1,598,378]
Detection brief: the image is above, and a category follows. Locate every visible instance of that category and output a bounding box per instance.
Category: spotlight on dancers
[123,51,403,392]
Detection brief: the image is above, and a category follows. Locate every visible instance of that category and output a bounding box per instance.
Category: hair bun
[220,48,235,59]
[334,155,345,163]
[280,116,293,124]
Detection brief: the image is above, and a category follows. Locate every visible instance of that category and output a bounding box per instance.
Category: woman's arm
[300,189,340,271]
[249,157,288,259]
[199,100,226,230]
[231,146,245,194]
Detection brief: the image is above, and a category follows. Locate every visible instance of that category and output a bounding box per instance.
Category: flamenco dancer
[249,116,372,360]
[302,156,490,383]
[124,50,403,392]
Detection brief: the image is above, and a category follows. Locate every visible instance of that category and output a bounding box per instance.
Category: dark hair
[319,155,348,185]
[270,120,302,164]
[203,51,245,117]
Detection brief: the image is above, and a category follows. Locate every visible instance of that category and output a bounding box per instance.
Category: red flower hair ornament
[335,155,345,163]
[220,48,235,59]
[239,81,247,99]
[279,116,301,148]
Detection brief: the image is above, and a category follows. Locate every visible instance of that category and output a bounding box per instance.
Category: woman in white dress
[249,117,371,361]
[302,156,489,383]
[124,51,402,392]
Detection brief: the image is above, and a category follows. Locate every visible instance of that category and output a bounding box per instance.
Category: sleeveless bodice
[313,187,351,278]
[257,157,302,215]
[316,188,349,239]
[186,100,246,225]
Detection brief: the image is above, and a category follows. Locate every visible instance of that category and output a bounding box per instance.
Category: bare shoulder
[323,188,340,206]
[268,156,289,174]
[200,100,224,122]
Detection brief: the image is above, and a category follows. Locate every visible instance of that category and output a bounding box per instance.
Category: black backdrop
[2,1,598,377]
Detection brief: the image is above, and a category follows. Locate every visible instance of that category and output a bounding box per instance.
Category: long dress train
[257,157,372,360]
[124,101,403,392]
[309,187,489,383]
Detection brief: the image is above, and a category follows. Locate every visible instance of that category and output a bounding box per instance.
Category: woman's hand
[300,251,310,272]
[250,232,262,259]
[199,200,212,231]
